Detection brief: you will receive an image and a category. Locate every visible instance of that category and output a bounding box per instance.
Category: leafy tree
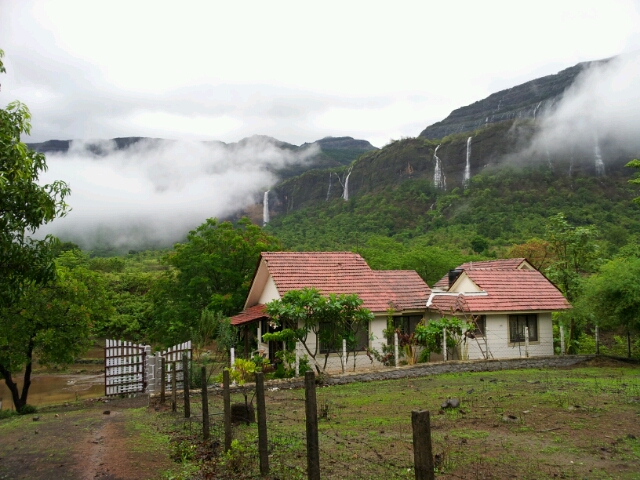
[470,235,489,254]
[0,262,112,411]
[192,309,237,362]
[627,159,640,204]
[544,213,599,352]
[581,256,640,358]
[506,238,553,270]
[148,217,280,345]
[263,288,373,373]
[0,49,70,306]
[360,236,480,286]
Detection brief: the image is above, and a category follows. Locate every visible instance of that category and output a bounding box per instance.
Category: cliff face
[268,119,635,219]
[419,58,611,140]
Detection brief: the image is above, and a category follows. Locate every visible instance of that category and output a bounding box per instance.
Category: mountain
[261,55,640,257]
[266,118,635,219]
[264,125,640,260]
[419,58,611,139]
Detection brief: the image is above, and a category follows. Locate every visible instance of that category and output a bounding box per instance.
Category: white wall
[452,275,482,293]
[465,312,554,360]
[274,315,395,373]
[258,276,279,304]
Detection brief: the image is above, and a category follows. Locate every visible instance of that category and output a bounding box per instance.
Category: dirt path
[0,398,176,480]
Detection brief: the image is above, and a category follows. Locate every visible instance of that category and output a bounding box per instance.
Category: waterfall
[263,190,270,226]
[463,137,472,186]
[594,138,605,176]
[342,168,352,201]
[433,145,446,190]
[326,172,332,201]
[533,101,542,120]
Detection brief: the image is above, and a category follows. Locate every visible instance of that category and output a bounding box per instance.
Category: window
[393,315,423,335]
[509,315,538,343]
[472,315,486,336]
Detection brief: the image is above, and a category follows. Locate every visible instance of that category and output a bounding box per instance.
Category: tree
[263,288,373,373]
[470,235,489,254]
[506,238,553,270]
[0,49,70,306]
[582,256,640,358]
[627,159,640,204]
[0,49,78,411]
[0,261,112,411]
[544,213,599,353]
[148,217,280,346]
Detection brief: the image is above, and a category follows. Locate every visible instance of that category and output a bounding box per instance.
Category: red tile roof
[432,258,530,289]
[230,304,268,326]
[429,269,571,314]
[375,270,431,310]
[260,252,430,313]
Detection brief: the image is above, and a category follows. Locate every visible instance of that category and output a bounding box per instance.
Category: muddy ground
[1,357,639,479]
[0,396,179,480]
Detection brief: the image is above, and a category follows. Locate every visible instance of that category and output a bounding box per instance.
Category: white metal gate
[104,340,192,396]
[104,340,147,396]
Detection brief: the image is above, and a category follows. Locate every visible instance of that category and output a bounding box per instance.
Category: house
[230,252,430,370]
[427,258,571,359]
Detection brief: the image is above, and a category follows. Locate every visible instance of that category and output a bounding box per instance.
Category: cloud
[37,137,319,250]
[528,52,640,165]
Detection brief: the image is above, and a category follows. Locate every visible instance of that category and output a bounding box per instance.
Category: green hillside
[264,120,640,283]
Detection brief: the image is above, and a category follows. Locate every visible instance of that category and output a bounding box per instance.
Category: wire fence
[152,333,640,479]
[153,363,451,480]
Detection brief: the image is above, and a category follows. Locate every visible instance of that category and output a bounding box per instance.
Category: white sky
[1,0,640,147]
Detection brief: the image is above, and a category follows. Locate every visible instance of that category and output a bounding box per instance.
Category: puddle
[0,374,104,410]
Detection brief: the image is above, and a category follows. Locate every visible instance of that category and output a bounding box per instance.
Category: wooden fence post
[223,369,232,452]
[183,353,190,418]
[255,372,269,476]
[171,361,177,412]
[304,371,320,480]
[595,325,600,354]
[201,366,210,440]
[412,410,434,480]
[524,326,530,358]
[560,325,565,355]
[160,357,166,404]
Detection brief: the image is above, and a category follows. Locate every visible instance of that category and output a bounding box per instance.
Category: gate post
[160,357,166,404]
[144,346,153,394]
[171,362,177,412]
[183,353,190,418]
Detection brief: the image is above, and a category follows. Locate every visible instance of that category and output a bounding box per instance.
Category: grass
[164,359,640,479]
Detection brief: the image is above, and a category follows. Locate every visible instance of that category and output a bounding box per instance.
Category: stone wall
[210,355,594,394]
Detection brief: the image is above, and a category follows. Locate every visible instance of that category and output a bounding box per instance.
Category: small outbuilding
[427,258,571,359]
